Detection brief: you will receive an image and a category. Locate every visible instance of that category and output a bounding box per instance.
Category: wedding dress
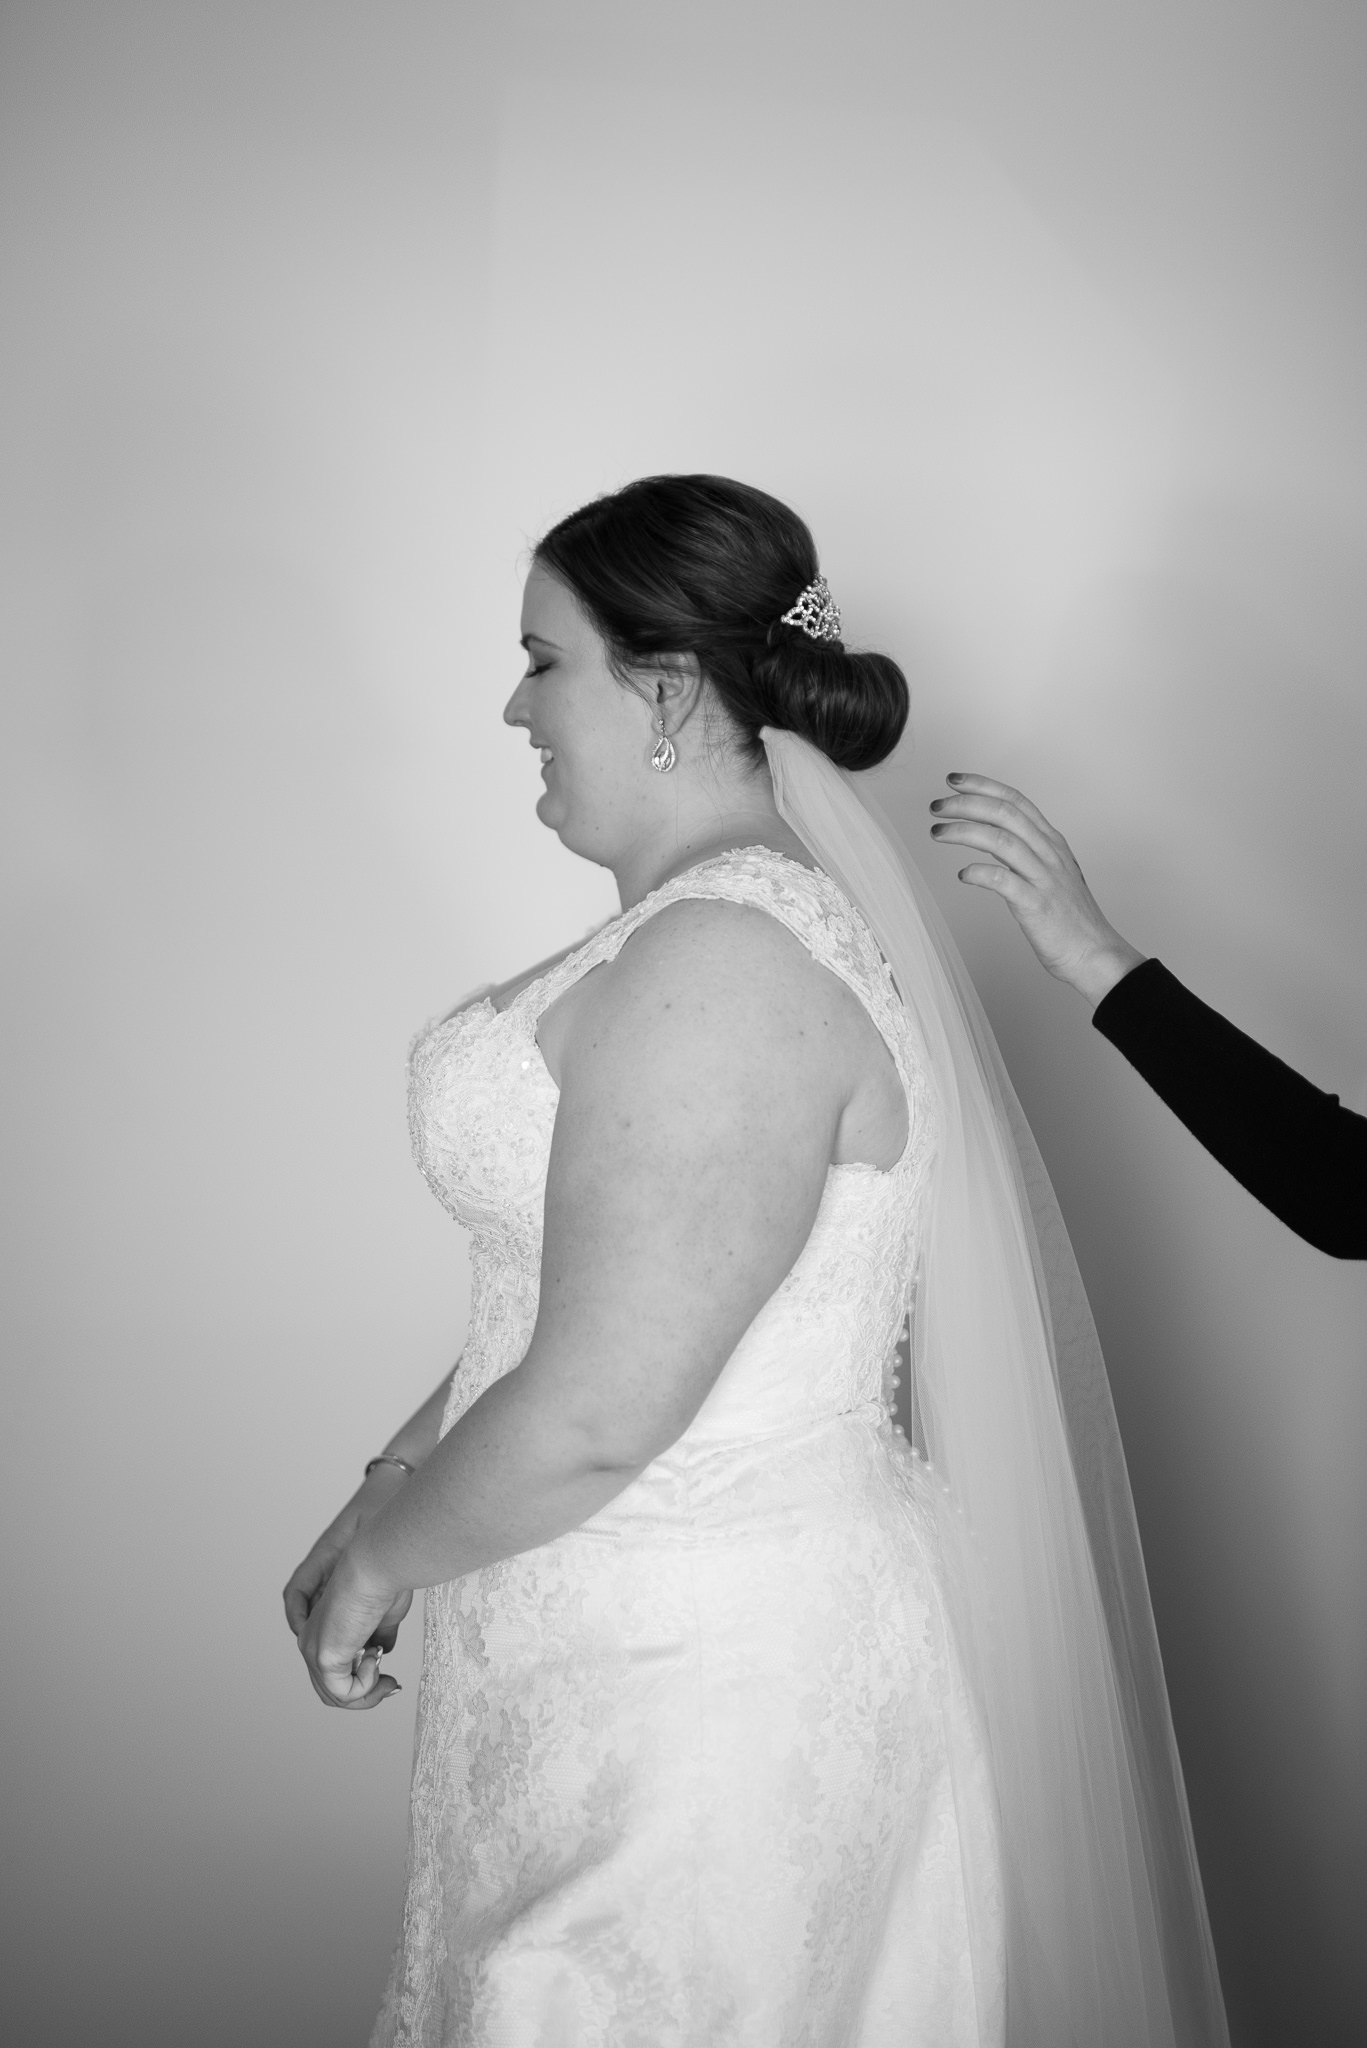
[371,845,1006,2046]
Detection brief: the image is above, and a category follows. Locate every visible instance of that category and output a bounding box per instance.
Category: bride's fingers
[304,1641,403,1710]
[365,1591,412,1657]
[349,1646,393,1700]
[310,1668,403,1710]
[348,1674,402,1709]
[335,1652,402,1709]
[283,1565,324,1638]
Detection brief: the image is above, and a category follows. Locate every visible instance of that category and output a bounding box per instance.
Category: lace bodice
[407,846,938,1449]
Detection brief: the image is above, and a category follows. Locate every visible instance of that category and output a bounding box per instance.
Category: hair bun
[533,474,910,773]
[750,633,909,772]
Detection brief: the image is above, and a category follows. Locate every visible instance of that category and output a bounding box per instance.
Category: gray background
[2,3,1364,2043]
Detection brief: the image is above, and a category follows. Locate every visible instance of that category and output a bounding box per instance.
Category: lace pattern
[375,847,1002,2046]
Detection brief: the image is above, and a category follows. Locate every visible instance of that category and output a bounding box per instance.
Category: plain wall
[1,4,1363,2043]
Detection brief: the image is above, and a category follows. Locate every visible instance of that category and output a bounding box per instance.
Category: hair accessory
[365,1453,416,1480]
[650,712,676,774]
[779,574,842,643]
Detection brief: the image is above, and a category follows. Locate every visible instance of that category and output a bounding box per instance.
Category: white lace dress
[371,847,1004,2048]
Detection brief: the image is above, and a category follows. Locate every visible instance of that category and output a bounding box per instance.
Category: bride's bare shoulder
[595,891,833,1026]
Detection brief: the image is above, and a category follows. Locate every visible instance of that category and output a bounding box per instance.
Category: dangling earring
[650,711,676,774]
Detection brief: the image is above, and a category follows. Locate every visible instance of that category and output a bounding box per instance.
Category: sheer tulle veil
[762,727,1229,2048]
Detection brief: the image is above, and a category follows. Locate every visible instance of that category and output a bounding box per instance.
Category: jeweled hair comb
[779,575,842,643]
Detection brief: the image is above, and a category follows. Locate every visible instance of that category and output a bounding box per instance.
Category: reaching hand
[928,773,1147,1007]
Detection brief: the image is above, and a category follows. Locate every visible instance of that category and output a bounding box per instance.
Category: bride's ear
[644,651,705,728]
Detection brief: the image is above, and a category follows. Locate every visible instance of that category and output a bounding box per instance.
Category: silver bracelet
[364,1453,416,1480]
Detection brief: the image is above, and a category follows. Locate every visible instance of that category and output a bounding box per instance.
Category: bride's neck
[613,778,812,908]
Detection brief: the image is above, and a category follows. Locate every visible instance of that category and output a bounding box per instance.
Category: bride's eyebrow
[520,632,563,651]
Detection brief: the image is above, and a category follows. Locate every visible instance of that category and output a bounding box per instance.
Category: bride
[284,474,1228,2047]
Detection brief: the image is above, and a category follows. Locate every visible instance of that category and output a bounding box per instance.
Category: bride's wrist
[339,1528,404,1603]
[361,1458,414,1497]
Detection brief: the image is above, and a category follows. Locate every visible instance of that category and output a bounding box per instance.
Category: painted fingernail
[930,822,946,835]
[929,798,945,812]
[947,772,966,784]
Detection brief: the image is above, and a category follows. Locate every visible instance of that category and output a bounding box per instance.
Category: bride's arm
[281,1360,459,1647]
[375,1365,460,1470]
[297,899,856,1708]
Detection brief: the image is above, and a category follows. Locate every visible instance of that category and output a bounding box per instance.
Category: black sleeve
[1091,958,1367,1259]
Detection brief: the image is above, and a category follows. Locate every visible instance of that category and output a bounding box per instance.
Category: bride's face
[504,564,660,864]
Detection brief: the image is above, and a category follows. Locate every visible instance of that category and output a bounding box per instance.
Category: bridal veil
[763,727,1229,2048]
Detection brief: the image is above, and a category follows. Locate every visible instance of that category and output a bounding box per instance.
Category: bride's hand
[929,773,1147,1007]
[282,1463,413,1647]
[297,1547,408,1710]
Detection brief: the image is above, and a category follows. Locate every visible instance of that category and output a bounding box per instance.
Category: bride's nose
[503,678,530,728]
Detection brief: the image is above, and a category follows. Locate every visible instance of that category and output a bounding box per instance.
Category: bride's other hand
[296,1547,407,1710]
[929,773,1147,1008]
[282,1462,414,1646]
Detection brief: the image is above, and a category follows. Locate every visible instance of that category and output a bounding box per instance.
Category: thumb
[319,1648,404,1708]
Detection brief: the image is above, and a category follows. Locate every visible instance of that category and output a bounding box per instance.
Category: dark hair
[533,474,908,772]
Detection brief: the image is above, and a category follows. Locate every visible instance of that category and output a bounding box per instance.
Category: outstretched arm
[928,773,1367,1259]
